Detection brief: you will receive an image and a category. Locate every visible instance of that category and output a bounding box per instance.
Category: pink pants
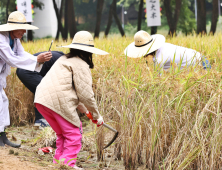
[35,103,82,167]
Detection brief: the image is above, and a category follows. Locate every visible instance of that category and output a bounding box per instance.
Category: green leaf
[54,158,60,164]
[60,158,66,162]
[67,158,77,164]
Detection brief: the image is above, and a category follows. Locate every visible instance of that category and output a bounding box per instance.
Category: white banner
[17,0,32,22]
[146,0,161,27]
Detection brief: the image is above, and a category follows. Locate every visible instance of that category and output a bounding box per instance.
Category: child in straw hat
[124,30,211,71]
[34,31,109,169]
[16,51,65,129]
[0,11,52,148]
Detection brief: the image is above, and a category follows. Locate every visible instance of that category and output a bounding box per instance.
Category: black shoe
[34,118,50,129]
[1,132,21,148]
[0,134,5,147]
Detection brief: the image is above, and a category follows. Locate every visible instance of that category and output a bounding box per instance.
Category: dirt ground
[0,148,48,170]
[0,121,125,170]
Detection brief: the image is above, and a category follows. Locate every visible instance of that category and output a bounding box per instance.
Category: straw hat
[0,11,38,31]
[60,31,109,55]
[124,30,165,58]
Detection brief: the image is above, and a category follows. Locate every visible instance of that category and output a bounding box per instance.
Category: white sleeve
[0,39,38,72]
[35,62,43,72]
[21,51,43,72]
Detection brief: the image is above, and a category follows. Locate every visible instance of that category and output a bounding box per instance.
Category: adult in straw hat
[34,31,108,169]
[0,11,53,148]
[124,30,211,71]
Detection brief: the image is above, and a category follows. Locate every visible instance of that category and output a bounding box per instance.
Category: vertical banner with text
[17,0,32,22]
[146,0,161,27]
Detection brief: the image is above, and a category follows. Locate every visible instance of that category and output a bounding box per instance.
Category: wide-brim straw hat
[0,11,38,31]
[60,31,109,55]
[124,30,165,58]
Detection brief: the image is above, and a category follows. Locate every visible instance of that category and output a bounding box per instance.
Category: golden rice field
[6,34,222,169]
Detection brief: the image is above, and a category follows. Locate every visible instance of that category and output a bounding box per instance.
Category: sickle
[85,112,119,149]
[102,123,119,149]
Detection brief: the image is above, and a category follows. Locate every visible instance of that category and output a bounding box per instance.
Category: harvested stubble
[6,68,35,125]
[6,34,222,169]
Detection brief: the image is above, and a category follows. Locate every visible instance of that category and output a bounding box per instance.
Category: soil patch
[0,147,50,170]
[0,123,124,170]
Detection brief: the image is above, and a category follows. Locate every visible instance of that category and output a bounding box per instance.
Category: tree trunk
[94,0,104,38]
[104,0,125,37]
[137,0,144,31]
[55,21,60,40]
[164,0,173,34]
[210,0,219,35]
[27,30,33,41]
[164,0,182,36]
[52,0,64,40]
[6,0,10,21]
[112,0,125,37]
[67,0,77,38]
[64,0,68,40]
[174,0,182,32]
[27,22,33,41]
[72,1,77,36]
[56,0,64,40]
[104,0,115,37]
[151,26,157,34]
[197,0,207,35]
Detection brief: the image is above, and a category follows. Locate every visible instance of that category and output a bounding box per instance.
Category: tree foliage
[177,0,196,35]
[0,0,44,24]
[32,0,44,10]
[0,0,219,37]
[117,0,139,9]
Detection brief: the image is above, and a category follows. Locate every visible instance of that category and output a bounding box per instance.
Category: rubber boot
[0,134,5,146]
[1,132,21,148]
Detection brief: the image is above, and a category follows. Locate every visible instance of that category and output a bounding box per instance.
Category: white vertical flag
[17,0,32,22]
[146,0,161,27]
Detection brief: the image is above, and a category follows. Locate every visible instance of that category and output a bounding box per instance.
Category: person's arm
[0,39,37,71]
[16,39,52,72]
[77,99,104,126]
[21,51,43,72]
[77,102,88,113]
[0,39,52,72]
[73,67,101,120]
[21,51,52,72]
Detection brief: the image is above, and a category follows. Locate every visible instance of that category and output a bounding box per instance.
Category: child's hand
[91,119,97,124]
[85,111,104,127]
[96,116,104,127]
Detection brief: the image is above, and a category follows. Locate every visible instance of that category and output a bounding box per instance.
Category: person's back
[155,43,202,70]
[35,55,93,128]
[124,30,211,71]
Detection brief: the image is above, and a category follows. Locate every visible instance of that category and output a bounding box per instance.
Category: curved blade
[103,131,119,149]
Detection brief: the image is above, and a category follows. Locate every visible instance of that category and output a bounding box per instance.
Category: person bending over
[124,30,211,71]
[34,31,108,169]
